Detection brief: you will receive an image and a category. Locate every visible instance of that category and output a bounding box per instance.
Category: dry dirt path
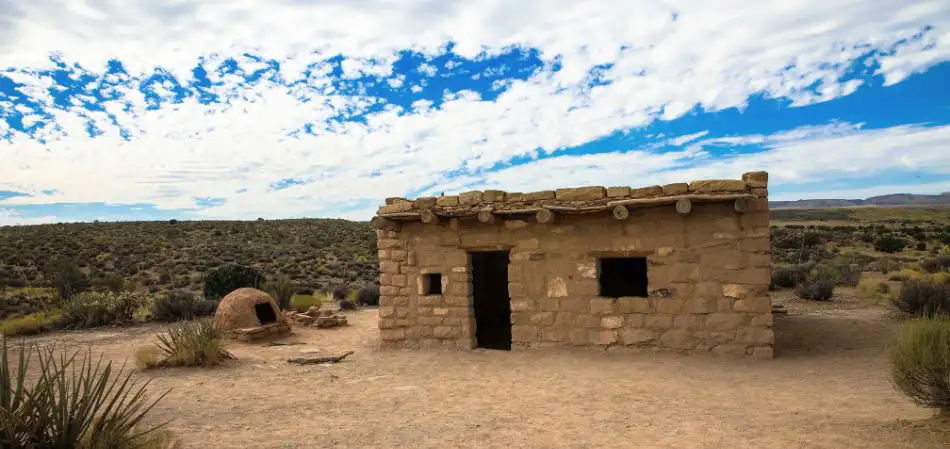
[11,303,949,449]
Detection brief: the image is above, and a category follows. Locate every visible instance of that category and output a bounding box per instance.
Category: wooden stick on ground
[287,351,354,365]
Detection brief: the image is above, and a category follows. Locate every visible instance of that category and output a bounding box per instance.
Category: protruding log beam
[420,209,440,225]
[536,208,557,224]
[477,208,495,224]
[370,216,401,232]
[675,198,692,216]
[734,197,751,214]
[612,205,629,220]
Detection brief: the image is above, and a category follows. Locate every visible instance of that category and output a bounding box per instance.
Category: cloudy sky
[1,0,949,225]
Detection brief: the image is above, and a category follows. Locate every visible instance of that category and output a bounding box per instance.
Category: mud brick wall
[376,173,773,358]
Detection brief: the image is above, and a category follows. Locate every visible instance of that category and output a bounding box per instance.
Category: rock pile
[285,307,349,328]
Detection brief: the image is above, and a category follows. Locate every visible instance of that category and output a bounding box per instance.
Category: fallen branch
[287,351,354,365]
[266,341,305,347]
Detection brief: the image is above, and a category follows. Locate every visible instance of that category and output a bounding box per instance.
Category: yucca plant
[263,275,294,311]
[0,339,178,448]
[137,318,235,369]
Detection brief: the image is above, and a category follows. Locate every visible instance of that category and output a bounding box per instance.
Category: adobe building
[372,171,773,358]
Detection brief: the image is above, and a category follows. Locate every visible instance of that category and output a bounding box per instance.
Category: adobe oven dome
[214,287,287,331]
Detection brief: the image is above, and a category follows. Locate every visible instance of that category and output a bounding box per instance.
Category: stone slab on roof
[377,172,768,217]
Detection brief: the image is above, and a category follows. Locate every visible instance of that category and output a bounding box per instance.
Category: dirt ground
[11,296,950,449]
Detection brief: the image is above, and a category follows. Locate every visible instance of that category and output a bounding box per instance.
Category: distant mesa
[769,192,950,209]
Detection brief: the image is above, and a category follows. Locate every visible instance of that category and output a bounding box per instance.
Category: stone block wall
[376,173,773,358]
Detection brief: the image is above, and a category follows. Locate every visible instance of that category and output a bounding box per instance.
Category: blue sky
[1,1,950,225]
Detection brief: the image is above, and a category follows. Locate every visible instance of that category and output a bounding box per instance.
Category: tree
[203,264,263,300]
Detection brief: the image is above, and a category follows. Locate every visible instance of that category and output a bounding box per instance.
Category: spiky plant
[263,275,294,311]
[139,318,235,369]
[0,339,178,448]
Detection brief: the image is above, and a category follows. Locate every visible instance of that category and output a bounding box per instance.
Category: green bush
[136,318,234,369]
[151,291,218,322]
[203,264,263,300]
[875,235,907,253]
[0,340,178,448]
[263,275,294,310]
[290,294,321,313]
[889,316,950,417]
[893,280,950,317]
[43,258,90,299]
[60,291,147,329]
[356,285,380,306]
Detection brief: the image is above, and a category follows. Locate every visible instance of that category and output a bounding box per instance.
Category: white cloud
[0,209,59,226]
[665,130,709,147]
[0,0,949,223]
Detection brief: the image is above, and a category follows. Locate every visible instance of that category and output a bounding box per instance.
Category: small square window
[423,273,443,295]
[599,257,648,298]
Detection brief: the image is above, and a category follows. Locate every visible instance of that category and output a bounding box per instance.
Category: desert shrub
[44,258,90,299]
[136,318,234,369]
[922,258,941,273]
[0,311,63,336]
[193,299,219,317]
[795,280,835,301]
[888,316,950,416]
[771,266,805,289]
[60,291,146,329]
[916,242,927,251]
[203,264,263,300]
[290,294,321,313]
[93,273,126,293]
[110,291,149,322]
[151,291,218,322]
[921,255,950,274]
[875,235,907,253]
[857,279,891,303]
[332,285,350,301]
[893,280,950,317]
[889,268,923,283]
[0,340,178,448]
[356,285,380,306]
[263,275,294,310]
[151,291,198,322]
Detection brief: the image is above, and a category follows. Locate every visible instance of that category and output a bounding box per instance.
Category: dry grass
[0,311,62,336]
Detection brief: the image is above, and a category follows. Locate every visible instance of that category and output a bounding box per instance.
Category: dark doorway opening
[254,302,278,325]
[599,257,648,298]
[471,251,512,350]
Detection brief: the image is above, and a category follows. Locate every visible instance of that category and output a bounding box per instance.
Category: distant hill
[769,192,950,209]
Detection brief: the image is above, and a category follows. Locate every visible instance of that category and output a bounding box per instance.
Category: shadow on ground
[774,309,896,359]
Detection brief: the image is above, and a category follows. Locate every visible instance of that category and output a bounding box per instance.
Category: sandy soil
[10,298,950,449]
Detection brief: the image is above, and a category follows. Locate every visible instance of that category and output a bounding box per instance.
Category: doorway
[254,302,278,325]
[470,251,512,350]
